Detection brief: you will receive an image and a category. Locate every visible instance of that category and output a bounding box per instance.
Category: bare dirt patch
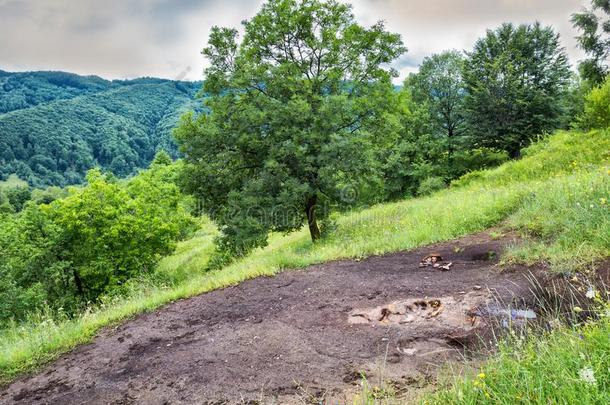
[1,231,538,404]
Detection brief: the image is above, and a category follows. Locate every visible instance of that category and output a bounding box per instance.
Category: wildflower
[478,372,486,379]
[586,287,596,299]
[574,306,583,313]
[601,198,607,205]
[579,367,596,385]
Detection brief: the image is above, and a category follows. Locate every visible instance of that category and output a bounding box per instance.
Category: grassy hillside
[0,70,202,187]
[0,128,608,385]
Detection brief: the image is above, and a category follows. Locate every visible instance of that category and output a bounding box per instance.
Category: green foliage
[0,164,195,325]
[378,88,509,200]
[0,71,201,187]
[2,186,31,212]
[176,0,405,252]
[577,76,610,129]
[417,176,446,196]
[571,0,610,84]
[406,50,466,142]
[151,150,173,166]
[0,71,113,114]
[463,23,572,157]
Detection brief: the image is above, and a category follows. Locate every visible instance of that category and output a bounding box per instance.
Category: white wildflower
[586,287,596,299]
[579,367,596,385]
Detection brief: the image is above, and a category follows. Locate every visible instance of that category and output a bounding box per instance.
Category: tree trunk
[447,126,454,157]
[305,194,321,242]
[510,147,521,159]
[73,269,84,296]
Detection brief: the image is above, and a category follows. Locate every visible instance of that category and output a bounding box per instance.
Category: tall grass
[0,129,608,385]
[425,309,610,405]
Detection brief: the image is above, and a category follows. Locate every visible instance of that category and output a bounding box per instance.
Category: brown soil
[1,231,538,404]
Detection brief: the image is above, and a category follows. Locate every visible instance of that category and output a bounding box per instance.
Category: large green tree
[405,50,466,147]
[176,0,405,252]
[462,23,571,157]
[572,0,610,84]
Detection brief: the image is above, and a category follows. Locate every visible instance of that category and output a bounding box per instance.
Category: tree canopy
[462,23,571,157]
[571,0,610,84]
[405,50,466,145]
[176,0,405,254]
[0,163,195,324]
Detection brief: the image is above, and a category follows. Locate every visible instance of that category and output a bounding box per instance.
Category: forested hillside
[0,70,201,187]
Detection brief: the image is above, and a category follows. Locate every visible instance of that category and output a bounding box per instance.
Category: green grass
[424,312,610,405]
[453,129,610,187]
[0,128,609,385]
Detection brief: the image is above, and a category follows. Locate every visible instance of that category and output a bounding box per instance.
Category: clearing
[1,231,538,404]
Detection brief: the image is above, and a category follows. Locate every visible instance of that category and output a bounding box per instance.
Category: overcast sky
[0,0,588,82]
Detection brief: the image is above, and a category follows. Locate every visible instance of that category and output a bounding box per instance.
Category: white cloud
[0,0,589,81]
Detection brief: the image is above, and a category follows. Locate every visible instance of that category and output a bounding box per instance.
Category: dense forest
[0,70,201,187]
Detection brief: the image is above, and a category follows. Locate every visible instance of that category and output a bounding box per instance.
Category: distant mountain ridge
[0,70,202,187]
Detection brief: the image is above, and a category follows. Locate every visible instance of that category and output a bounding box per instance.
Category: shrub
[417,176,446,196]
[0,164,196,325]
[577,76,610,130]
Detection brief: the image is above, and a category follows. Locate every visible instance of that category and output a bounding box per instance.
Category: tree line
[0,73,201,187]
[176,0,610,262]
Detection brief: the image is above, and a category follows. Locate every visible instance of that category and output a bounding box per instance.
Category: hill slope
[0,128,608,391]
[0,70,202,187]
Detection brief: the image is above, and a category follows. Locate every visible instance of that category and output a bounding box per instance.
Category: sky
[0,0,589,83]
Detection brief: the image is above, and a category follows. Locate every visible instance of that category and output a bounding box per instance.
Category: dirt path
[1,231,537,404]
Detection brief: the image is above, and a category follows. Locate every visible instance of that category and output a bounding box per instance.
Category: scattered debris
[419,253,443,268]
[473,285,482,290]
[439,262,453,271]
[469,305,537,328]
[400,347,418,356]
[419,253,452,271]
[348,293,488,330]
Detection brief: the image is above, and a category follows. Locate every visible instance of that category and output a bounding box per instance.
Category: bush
[0,164,196,325]
[577,76,610,129]
[417,176,446,196]
[448,148,509,178]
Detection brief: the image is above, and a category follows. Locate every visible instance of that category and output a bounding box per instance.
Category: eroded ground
[1,231,537,404]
